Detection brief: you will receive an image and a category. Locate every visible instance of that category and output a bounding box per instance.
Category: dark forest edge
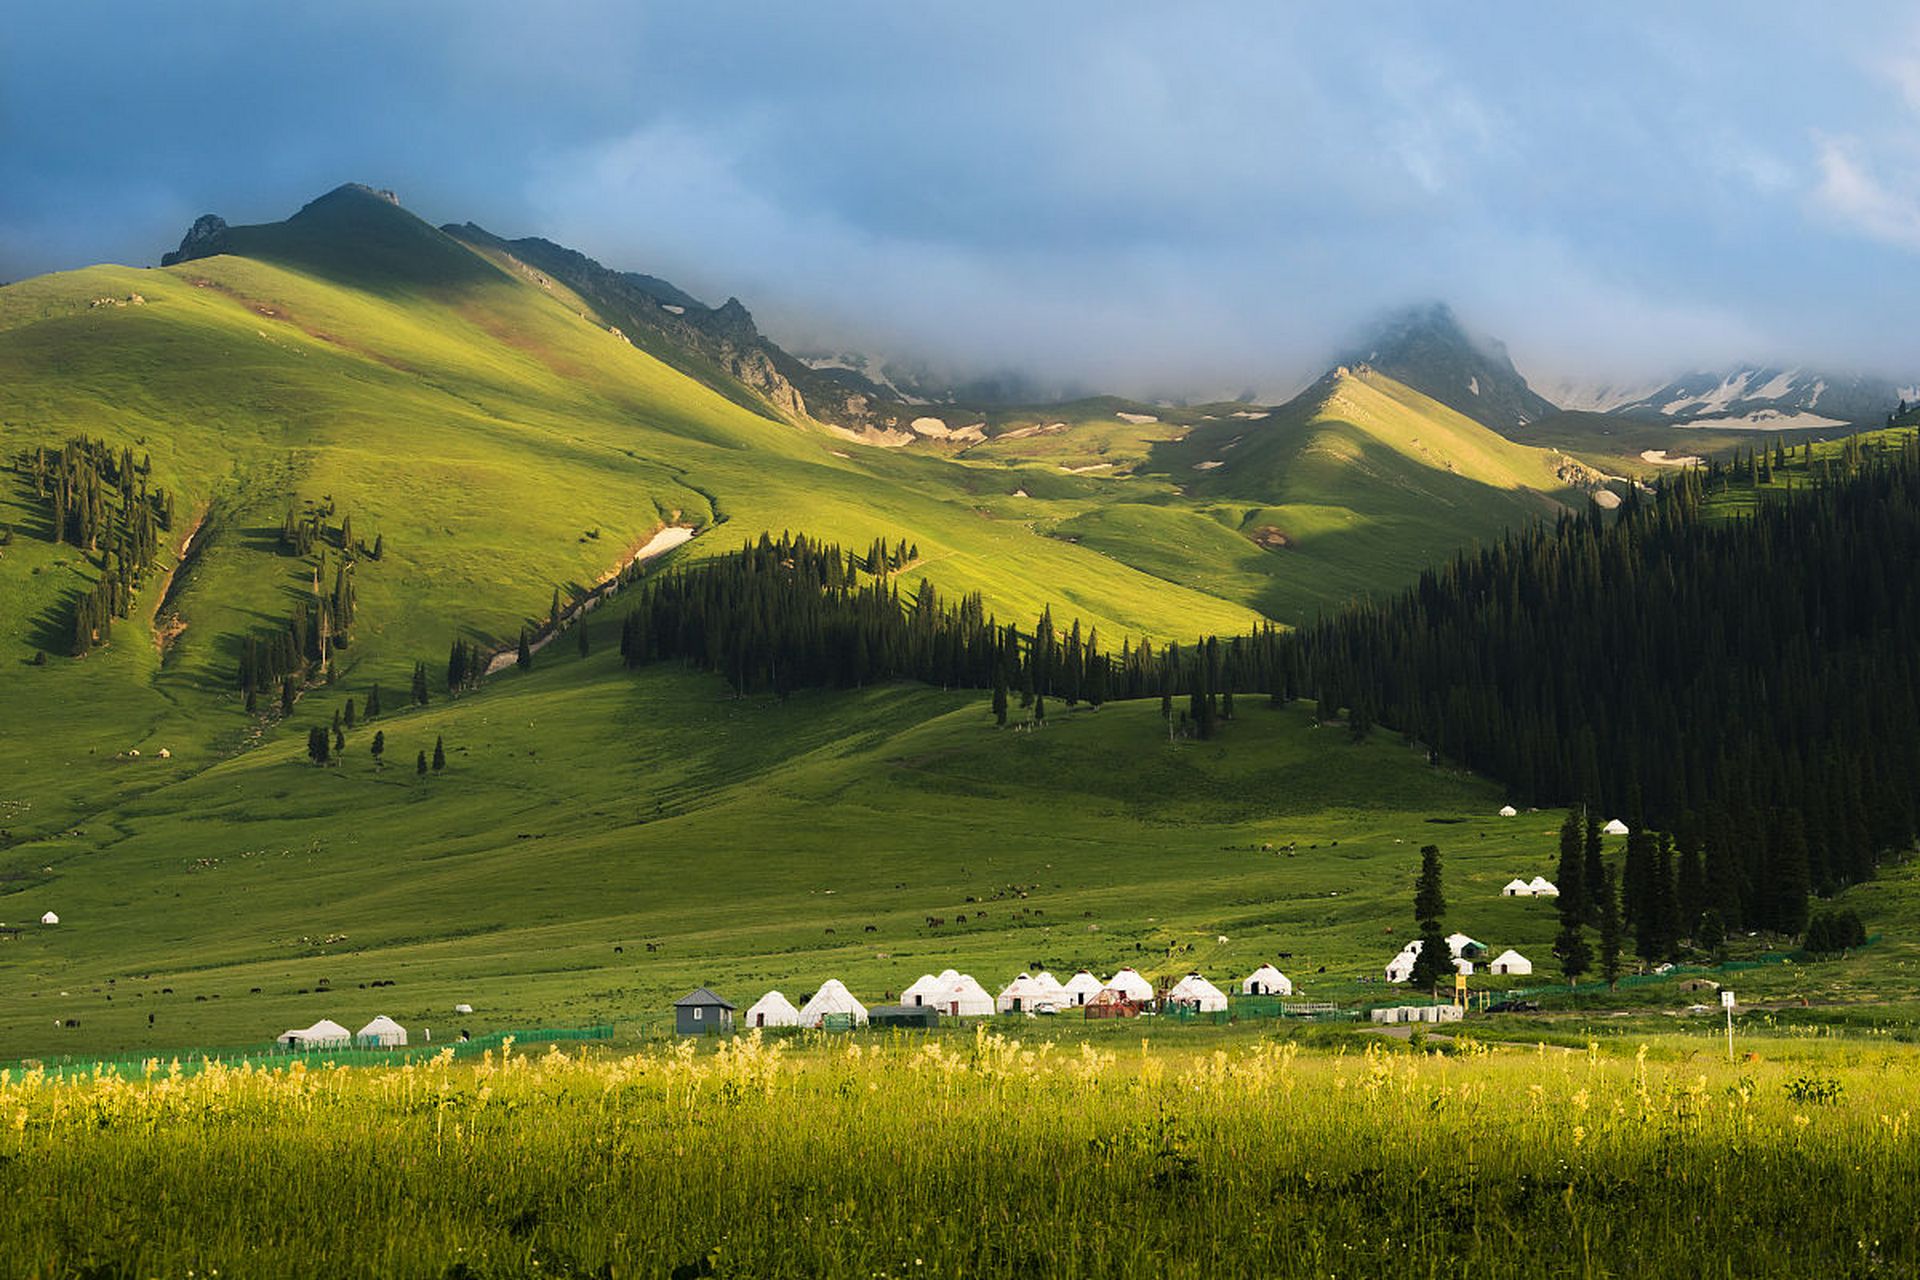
[600,429,1920,956]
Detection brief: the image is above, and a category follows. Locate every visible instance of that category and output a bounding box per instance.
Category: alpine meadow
[6,7,1920,1278]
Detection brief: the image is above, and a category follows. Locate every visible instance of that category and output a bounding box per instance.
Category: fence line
[2,1025,614,1080]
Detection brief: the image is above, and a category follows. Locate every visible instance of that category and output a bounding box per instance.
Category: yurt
[1498,805,1518,817]
[1102,967,1155,1003]
[1384,951,1418,984]
[1489,949,1533,976]
[1527,876,1559,896]
[39,911,58,925]
[901,974,942,1008]
[745,990,802,1029]
[1502,879,1533,897]
[1061,970,1105,1006]
[1242,964,1293,996]
[996,973,1050,1014]
[356,1015,408,1048]
[1031,971,1068,1005]
[798,979,869,1028]
[1168,973,1228,1012]
[930,974,995,1017]
[1603,819,1630,836]
[278,1019,351,1050]
[1446,932,1486,959]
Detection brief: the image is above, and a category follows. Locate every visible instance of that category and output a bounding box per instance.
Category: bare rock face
[160,214,230,267]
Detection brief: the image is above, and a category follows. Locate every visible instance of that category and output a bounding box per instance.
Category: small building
[745,990,801,1029]
[1498,805,1518,817]
[1084,988,1142,1019]
[997,973,1050,1014]
[1488,949,1532,976]
[1446,932,1486,959]
[356,1015,408,1047]
[1678,977,1722,995]
[900,973,942,1008]
[1384,950,1418,984]
[1527,876,1559,897]
[1603,819,1630,836]
[798,979,869,1028]
[868,1004,940,1029]
[673,987,736,1036]
[278,1019,351,1050]
[1102,967,1155,1003]
[1167,973,1228,1012]
[1502,879,1533,897]
[1061,970,1105,1006]
[1242,964,1293,996]
[39,911,58,926]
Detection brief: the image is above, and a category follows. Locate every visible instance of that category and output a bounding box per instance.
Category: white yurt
[745,990,802,1029]
[1603,818,1630,836]
[798,979,869,1027]
[356,1015,408,1048]
[1031,971,1068,1004]
[1168,973,1228,1012]
[997,973,1050,1014]
[39,911,58,925]
[1498,804,1518,817]
[1242,964,1293,996]
[1061,970,1105,1006]
[1445,932,1484,958]
[1527,876,1559,896]
[1489,949,1533,976]
[931,974,995,1017]
[1502,879,1533,896]
[1384,952,1417,984]
[1103,967,1155,1003]
[901,974,942,1008]
[279,1019,351,1049]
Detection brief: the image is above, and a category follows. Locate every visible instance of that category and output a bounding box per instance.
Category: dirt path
[150,503,211,658]
[482,524,699,677]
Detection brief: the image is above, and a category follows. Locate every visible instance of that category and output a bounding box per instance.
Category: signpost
[1722,989,1736,1061]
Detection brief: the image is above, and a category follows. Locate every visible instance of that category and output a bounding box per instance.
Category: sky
[7,3,1920,397]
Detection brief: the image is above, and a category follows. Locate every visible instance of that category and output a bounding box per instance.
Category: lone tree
[344,697,356,730]
[370,730,385,768]
[991,677,1008,727]
[1408,844,1452,989]
[306,726,330,766]
[432,735,446,772]
[517,627,532,670]
[416,749,428,776]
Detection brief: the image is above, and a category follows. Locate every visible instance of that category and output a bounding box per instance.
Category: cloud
[1810,133,1920,251]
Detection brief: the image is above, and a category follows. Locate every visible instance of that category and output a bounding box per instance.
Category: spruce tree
[517,628,532,670]
[344,698,356,730]
[432,735,446,772]
[306,726,329,766]
[1582,808,1605,926]
[1596,862,1623,988]
[1408,844,1451,989]
[371,730,385,768]
[333,724,345,753]
[991,678,1008,727]
[281,677,297,716]
[1557,807,1587,921]
[416,749,428,776]
[366,683,382,719]
[1552,914,1591,987]
[550,588,561,630]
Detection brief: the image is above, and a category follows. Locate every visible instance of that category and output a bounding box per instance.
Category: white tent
[1603,819,1630,836]
[356,1015,408,1047]
[1168,973,1228,1012]
[1527,876,1559,896]
[1102,967,1155,1003]
[930,974,995,1017]
[1498,805,1518,817]
[1489,949,1532,975]
[745,990,801,1029]
[1446,932,1484,958]
[1031,971,1068,1005]
[798,979,869,1027]
[1384,952,1417,983]
[997,973,1050,1014]
[901,974,942,1008]
[278,1018,351,1049]
[1242,964,1293,996]
[39,911,58,925]
[1061,970,1105,1006]
[1502,879,1534,896]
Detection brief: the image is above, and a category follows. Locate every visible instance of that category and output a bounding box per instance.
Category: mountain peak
[1340,302,1556,433]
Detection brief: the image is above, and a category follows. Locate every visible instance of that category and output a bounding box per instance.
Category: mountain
[1339,302,1559,434]
[1555,366,1909,430]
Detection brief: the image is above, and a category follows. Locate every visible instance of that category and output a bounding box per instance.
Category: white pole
[1722,990,1735,1061]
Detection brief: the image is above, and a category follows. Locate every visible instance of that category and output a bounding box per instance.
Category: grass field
[5,1028,1916,1278]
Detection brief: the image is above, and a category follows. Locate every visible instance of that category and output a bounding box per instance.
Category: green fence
[3,1025,615,1080]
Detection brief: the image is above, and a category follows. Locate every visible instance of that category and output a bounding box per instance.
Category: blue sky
[6,3,1920,394]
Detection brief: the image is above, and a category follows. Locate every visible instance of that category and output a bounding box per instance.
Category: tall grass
[5,1031,1913,1278]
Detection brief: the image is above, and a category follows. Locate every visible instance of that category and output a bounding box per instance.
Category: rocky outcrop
[160,214,230,267]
